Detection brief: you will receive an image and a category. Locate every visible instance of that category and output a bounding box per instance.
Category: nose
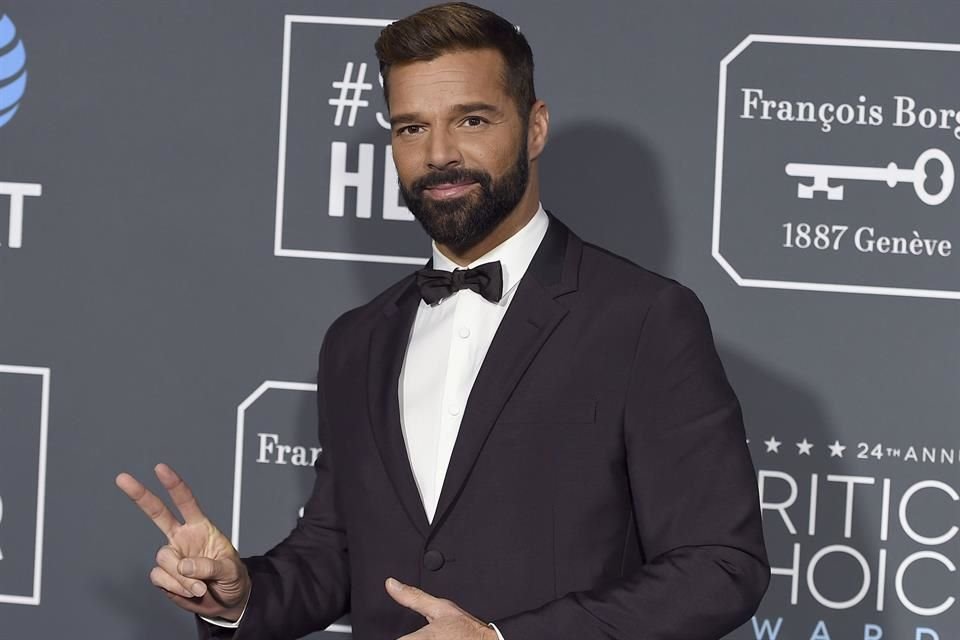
[425,128,462,171]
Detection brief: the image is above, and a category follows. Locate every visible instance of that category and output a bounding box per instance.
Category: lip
[423,181,477,200]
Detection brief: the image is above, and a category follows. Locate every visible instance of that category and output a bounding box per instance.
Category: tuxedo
[206,212,769,639]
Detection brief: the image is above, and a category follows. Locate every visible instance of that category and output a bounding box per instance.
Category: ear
[527,100,549,161]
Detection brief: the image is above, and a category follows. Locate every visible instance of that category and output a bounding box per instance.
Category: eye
[462,115,488,127]
[396,124,425,136]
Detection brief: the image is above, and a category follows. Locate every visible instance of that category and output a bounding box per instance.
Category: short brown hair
[374,2,536,118]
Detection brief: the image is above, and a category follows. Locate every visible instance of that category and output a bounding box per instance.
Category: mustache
[411,168,491,194]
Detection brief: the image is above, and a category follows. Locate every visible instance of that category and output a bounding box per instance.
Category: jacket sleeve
[493,283,770,640]
[198,336,351,640]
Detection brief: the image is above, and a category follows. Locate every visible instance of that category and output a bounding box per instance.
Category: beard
[399,142,529,255]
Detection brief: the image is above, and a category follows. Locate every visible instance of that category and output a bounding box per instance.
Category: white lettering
[751,617,783,639]
[759,470,798,534]
[854,227,951,257]
[899,480,959,546]
[896,552,956,616]
[256,433,278,463]
[739,90,887,134]
[894,96,917,128]
[740,88,763,119]
[877,548,888,612]
[893,96,960,140]
[770,542,801,606]
[808,473,819,536]
[290,445,309,467]
[827,474,875,539]
[382,145,414,221]
[0,181,42,248]
[810,620,831,640]
[807,545,871,609]
[255,432,322,467]
[836,103,856,125]
[329,142,374,218]
[880,478,892,542]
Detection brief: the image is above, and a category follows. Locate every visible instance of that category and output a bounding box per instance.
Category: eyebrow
[389,102,503,127]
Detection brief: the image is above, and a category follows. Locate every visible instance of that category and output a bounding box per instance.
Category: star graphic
[796,439,813,455]
[828,440,847,458]
[764,437,782,453]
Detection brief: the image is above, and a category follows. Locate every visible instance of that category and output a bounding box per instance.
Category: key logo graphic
[785,148,954,206]
[0,14,27,129]
[714,35,960,300]
[274,15,428,265]
[0,365,50,606]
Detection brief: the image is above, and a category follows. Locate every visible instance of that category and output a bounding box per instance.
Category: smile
[423,181,478,199]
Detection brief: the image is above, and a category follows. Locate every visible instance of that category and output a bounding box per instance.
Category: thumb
[179,556,235,582]
[385,578,444,620]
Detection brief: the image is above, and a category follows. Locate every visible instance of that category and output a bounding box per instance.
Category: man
[116,3,769,639]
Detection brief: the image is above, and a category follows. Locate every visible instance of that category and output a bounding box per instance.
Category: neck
[437,183,541,267]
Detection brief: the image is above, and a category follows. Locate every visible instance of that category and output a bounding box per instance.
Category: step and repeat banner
[1,2,957,639]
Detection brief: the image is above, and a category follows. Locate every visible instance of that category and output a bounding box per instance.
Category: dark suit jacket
[206,213,769,639]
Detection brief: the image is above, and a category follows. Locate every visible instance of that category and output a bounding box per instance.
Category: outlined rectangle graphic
[713,35,960,300]
[0,365,50,606]
[233,380,350,635]
[274,15,430,266]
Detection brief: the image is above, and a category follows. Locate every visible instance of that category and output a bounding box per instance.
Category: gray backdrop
[1,2,958,639]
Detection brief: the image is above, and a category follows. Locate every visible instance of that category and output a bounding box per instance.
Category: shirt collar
[430,203,549,303]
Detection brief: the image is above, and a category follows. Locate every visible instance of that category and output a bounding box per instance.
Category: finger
[179,556,237,584]
[161,590,212,616]
[396,626,436,640]
[156,545,208,597]
[149,566,195,599]
[154,463,206,525]
[115,472,180,539]
[163,591,221,618]
[385,578,449,621]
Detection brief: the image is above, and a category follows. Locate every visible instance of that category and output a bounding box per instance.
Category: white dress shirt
[399,204,548,524]
[205,205,549,636]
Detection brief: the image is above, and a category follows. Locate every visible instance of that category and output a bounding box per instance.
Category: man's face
[387,49,530,254]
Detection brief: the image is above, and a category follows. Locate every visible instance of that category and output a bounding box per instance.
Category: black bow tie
[415,261,504,305]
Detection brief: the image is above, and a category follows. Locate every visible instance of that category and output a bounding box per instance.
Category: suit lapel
[367,280,431,538]
[429,214,581,536]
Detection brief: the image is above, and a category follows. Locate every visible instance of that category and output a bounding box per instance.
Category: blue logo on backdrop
[0,14,28,129]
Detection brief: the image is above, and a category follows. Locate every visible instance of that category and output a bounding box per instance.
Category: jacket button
[423,549,445,571]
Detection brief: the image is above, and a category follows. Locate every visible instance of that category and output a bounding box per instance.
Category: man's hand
[386,578,497,640]
[115,463,251,622]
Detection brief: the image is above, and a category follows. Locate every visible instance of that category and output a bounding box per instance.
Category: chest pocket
[497,396,597,424]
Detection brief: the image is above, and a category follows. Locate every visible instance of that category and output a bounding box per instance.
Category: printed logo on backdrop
[232,381,350,635]
[713,36,960,300]
[0,365,50,606]
[0,14,27,129]
[0,13,42,250]
[740,437,960,640]
[274,15,429,265]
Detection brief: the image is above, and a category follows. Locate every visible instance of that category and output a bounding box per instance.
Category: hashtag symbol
[329,62,373,127]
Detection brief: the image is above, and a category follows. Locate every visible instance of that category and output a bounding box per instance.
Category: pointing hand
[116,463,251,622]
[386,578,498,640]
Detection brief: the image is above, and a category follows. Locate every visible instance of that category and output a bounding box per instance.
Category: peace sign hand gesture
[115,463,251,622]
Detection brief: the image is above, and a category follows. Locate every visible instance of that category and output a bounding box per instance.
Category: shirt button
[448,405,461,416]
[458,327,471,339]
